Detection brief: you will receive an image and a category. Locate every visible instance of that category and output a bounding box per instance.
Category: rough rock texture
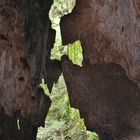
[61,0,140,139]
[0,0,61,139]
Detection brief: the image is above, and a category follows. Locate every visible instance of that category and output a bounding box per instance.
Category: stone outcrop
[61,0,140,139]
[0,0,61,139]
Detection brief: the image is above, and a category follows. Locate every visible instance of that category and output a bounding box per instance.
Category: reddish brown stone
[0,0,53,139]
[61,0,140,139]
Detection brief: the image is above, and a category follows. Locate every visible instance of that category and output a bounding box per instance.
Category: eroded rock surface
[61,0,140,139]
[0,0,59,139]
[61,0,140,84]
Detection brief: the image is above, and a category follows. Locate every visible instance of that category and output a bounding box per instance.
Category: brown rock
[0,0,53,139]
[60,0,140,139]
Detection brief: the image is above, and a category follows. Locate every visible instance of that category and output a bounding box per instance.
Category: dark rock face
[60,0,140,139]
[61,0,140,84]
[62,56,140,140]
[1,0,140,139]
[0,0,59,139]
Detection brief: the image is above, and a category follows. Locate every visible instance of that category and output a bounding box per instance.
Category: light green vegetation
[51,40,83,66]
[49,0,76,60]
[50,0,83,66]
[37,76,99,140]
[37,0,99,139]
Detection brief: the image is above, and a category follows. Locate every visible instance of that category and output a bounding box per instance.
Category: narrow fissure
[37,0,99,140]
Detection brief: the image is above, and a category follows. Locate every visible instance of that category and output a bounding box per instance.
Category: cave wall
[1,0,140,139]
[0,0,61,139]
[60,0,140,140]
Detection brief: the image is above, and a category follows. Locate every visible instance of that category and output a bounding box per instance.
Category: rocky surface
[61,0,140,139]
[1,0,140,139]
[0,0,60,139]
